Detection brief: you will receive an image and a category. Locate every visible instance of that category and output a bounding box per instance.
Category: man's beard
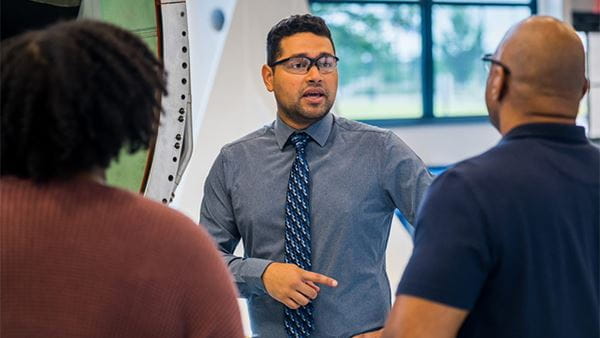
[279,98,334,128]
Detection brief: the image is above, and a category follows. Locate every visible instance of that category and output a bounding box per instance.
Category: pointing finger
[302,271,338,287]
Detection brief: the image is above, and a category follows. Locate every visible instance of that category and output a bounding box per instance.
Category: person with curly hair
[1,20,244,337]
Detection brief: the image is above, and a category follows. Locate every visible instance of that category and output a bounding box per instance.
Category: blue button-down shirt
[200,113,433,337]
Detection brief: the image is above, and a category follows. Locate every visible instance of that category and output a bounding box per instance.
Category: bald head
[486,16,588,133]
[497,16,586,101]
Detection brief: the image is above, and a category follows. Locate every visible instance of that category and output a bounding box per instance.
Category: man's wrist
[244,258,274,294]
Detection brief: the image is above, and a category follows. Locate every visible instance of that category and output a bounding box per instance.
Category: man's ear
[581,78,589,100]
[489,66,507,102]
[262,64,274,92]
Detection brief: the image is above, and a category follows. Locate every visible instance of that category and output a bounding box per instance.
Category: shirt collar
[274,113,334,150]
[502,122,588,144]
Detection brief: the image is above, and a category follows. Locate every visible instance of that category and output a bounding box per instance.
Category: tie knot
[290,132,309,152]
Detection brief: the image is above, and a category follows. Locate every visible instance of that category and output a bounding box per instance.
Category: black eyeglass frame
[269,53,340,74]
[482,53,511,75]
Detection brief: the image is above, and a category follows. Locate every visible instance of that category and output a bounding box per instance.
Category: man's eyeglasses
[269,54,339,75]
[482,53,511,75]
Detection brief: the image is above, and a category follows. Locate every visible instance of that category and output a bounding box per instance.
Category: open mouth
[302,89,326,100]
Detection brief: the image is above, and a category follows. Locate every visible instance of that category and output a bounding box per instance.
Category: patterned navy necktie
[284,132,314,337]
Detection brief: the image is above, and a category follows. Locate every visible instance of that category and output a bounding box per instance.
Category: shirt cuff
[240,257,273,294]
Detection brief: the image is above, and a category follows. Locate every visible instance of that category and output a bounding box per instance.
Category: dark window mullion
[530,0,537,14]
[432,2,532,6]
[426,0,533,119]
[311,0,419,4]
[422,0,434,118]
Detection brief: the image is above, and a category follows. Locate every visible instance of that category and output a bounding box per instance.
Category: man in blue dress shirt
[383,16,599,338]
[200,14,433,337]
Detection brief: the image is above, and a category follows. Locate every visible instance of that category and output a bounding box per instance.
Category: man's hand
[262,262,338,309]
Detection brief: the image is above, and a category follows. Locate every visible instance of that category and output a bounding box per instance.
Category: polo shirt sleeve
[200,148,273,298]
[380,131,434,225]
[397,170,494,310]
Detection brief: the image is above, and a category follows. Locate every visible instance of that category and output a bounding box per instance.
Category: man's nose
[306,63,323,82]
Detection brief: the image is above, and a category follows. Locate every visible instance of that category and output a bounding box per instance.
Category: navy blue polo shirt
[398,123,599,338]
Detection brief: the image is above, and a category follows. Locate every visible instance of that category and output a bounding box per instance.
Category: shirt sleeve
[200,148,273,298]
[380,131,434,224]
[396,170,494,310]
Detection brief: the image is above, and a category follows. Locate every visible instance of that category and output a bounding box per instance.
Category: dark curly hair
[1,19,167,182]
[266,14,335,66]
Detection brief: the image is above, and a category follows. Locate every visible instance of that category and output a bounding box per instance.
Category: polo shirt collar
[274,113,334,150]
[503,122,588,144]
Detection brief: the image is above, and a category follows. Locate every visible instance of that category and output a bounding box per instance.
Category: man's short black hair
[266,14,335,66]
[1,19,167,182]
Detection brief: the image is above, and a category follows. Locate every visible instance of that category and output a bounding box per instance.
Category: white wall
[391,123,499,166]
[589,32,600,138]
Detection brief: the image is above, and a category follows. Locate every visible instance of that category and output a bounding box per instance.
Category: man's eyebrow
[283,52,335,59]
[282,53,308,59]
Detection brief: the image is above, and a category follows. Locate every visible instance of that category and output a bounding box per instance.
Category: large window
[311,0,536,124]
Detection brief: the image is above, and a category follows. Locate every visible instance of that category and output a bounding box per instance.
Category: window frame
[310,0,538,126]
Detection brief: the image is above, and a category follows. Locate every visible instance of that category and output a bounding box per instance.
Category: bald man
[382,16,599,338]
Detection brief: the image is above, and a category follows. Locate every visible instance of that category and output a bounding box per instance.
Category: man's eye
[317,57,336,68]
[289,62,307,69]
[285,58,308,69]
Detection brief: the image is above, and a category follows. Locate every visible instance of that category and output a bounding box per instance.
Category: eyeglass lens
[283,55,337,74]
